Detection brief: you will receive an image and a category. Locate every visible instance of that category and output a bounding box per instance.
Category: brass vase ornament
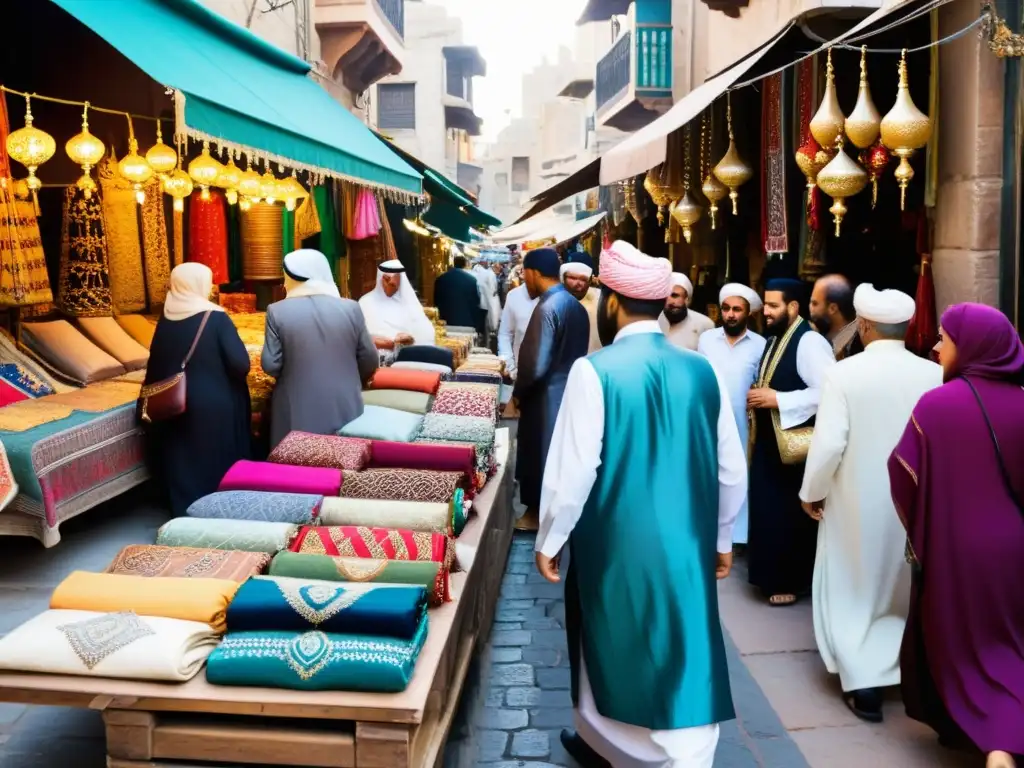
[809,48,845,150]
[712,93,752,215]
[880,49,932,210]
[795,134,832,192]
[816,135,868,237]
[845,46,881,150]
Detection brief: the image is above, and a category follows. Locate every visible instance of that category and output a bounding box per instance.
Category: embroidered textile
[451,371,502,385]
[106,544,270,581]
[186,490,322,524]
[47,379,140,412]
[419,413,496,448]
[0,439,18,512]
[268,552,445,606]
[0,329,67,394]
[267,431,371,472]
[762,72,788,255]
[0,362,53,399]
[369,440,477,494]
[58,610,154,669]
[0,188,53,307]
[141,176,171,307]
[430,386,498,420]
[218,459,343,497]
[0,398,74,431]
[319,490,468,536]
[294,192,321,243]
[340,468,464,504]
[156,517,298,554]
[58,186,112,317]
[188,189,229,284]
[98,157,147,313]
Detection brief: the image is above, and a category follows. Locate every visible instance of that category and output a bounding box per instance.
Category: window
[446,66,466,100]
[377,83,416,130]
[495,172,508,189]
[511,157,530,192]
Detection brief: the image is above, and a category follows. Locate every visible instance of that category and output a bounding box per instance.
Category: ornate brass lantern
[118,119,154,205]
[260,170,280,205]
[145,121,178,177]
[879,49,932,210]
[279,172,309,212]
[188,141,222,201]
[795,135,832,192]
[845,47,881,150]
[163,167,194,213]
[670,125,702,243]
[238,157,263,208]
[860,139,890,208]
[809,48,845,149]
[216,155,242,206]
[816,135,868,236]
[712,94,752,215]
[5,95,56,196]
[65,103,106,199]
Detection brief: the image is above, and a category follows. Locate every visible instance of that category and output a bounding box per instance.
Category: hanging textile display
[188,188,229,284]
[97,157,146,313]
[313,186,341,272]
[140,176,170,307]
[761,73,789,256]
[294,191,321,244]
[377,194,398,263]
[225,200,243,284]
[241,202,283,281]
[58,186,112,317]
[351,188,381,240]
[281,206,295,256]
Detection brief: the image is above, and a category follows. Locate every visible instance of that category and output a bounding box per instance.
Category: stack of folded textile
[415,411,499,479]
[453,351,504,385]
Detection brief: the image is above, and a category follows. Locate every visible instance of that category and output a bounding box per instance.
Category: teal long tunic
[571,333,734,731]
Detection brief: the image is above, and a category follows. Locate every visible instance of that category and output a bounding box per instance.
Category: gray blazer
[261,295,379,449]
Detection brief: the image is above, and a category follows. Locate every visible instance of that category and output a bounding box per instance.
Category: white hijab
[163,263,225,321]
[283,249,341,299]
[357,260,435,345]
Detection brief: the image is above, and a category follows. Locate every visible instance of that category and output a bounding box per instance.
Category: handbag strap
[963,376,1024,516]
[180,311,212,372]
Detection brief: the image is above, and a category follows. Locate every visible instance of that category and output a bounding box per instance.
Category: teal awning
[467,205,502,230]
[50,0,421,196]
[423,198,471,243]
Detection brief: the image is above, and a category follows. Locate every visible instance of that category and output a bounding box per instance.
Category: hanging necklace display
[670,123,702,243]
[879,49,932,210]
[701,109,727,229]
[809,48,846,149]
[816,134,868,236]
[712,92,752,215]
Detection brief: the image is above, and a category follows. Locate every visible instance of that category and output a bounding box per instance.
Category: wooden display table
[0,431,516,768]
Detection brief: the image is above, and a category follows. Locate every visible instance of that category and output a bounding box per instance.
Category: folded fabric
[339,467,465,505]
[106,544,270,581]
[268,552,445,607]
[226,576,427,639]
[319,490,467,536]
[430,386,498,421]
[0,610,218,681]
[218,460,343,496]
[187,491,322,525]
[206,616,428,692]
[395,345,455,369]
[451,371,503,385]
[21,320,126,385]
[76,316,150,371]
[390,361,452,375]
[419,413,496,448]
[368,368,441,395]
[156,518,298,554]
[50,571,238,633]
[337,405,422,443]
[369,440,476,478]
[267,431,371,472]
[360,389,433,415]
[114,314,156,349]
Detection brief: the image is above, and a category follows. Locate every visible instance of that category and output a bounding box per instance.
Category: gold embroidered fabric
[49,379,141,411]
[172,210,184,268]
[0,187,53,308]
[58,187,112,317]
[294,193,321,243]
[141,177,170,307]
[0,398,75,432]
[98,158,146,314]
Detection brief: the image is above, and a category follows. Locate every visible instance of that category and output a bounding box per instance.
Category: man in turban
[697,283,767,549]
[560,254,602,353]
[512,247,590,531]
[659,271,714,351]
[358,260,436,348]
[535,240,747,768]
[746,278,835,607]
[799,285,940,722]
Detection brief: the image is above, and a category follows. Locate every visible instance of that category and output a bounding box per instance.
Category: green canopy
[51,0,421,195]
[423,198,471,243]
[467,205,502,230]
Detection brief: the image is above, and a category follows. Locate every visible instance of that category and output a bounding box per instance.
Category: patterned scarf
[98,157,146,313]
[58,186,112,316]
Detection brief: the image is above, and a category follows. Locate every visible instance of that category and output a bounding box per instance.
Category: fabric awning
[550,212,607,245]
[52,0,422,196]
[488,211,606,247]
[513,158,601,225]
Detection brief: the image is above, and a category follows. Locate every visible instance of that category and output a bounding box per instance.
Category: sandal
[768,594,797,606]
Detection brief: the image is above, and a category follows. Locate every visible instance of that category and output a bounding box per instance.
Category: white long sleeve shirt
[774,331,836,429]
[536,321,748,559]
[497,285,538,377]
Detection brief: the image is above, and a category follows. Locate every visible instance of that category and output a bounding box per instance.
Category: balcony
[595,10,672,132]
[315,0,405,94]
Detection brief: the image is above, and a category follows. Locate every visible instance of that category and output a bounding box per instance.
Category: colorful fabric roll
[368,368,441,395]
[50,571,238,633]
[451,371,503,385]
[268,552,444,607]
[319,489,467,536]
[430,385,498,421]
[206,616,428,692]
[337,405,422,443]
[267,431,371,471]
[106,544,270,581]
[419,413,495,448]
[361,389,433,415]
[340,468,465,504]
[369,440,476,477]
[156,518,298,554]
[188,188,229,284]
[218,460,343,496]
[226,576,427,639]
[187,491,322,525]
[0,610,218,682]
[140,176,171,307]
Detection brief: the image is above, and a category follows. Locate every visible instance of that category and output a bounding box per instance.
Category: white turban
[283,249,341,299]
[853,283,916,324]
[670,272,693,306]
[719,283,763,312]
[560,262,593,280]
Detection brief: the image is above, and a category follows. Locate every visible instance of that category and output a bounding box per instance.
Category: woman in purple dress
[888,303,1024,768]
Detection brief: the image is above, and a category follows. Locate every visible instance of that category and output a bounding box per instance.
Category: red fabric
[795,57,822,232]
[0,379,30,406]
[188,188,229,284]
[906,255,939,358]
[369,368,441,395]
[761,73,788,254]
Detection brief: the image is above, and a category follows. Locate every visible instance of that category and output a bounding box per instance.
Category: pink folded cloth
[218,460,343,497]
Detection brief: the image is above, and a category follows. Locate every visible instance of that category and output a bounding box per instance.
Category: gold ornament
[260,170,280,204]
[810,48,845,149]
[187,141,222,201]
[712,94,752,215]
[643,167,676,227]
[12,178,30,200]
[144,121,178,176]
[216,156,242,206]
[65,103,105,199]
[622,179,640,223]
[670,125,702,243]
[163,167,194,213]
[816,135,868,237]
[118,119,154,205]
[701,173,728,228]
[279,172,308,212]
[845,47,881,149]
[880,49,932,210]
[238,158,263,205]
[5,95,56,194]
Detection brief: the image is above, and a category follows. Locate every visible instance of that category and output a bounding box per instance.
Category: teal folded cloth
[206,613,428,692]
[338,405,423,443]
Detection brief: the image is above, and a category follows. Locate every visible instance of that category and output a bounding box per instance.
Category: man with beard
[536,240,746,768]
[659,272,714,351]
[561,254,602,353]
[698,283,766,549]
[809,274,862,360]
[746,278,835,607]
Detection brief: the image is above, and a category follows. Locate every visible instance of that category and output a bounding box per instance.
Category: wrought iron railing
[373,0,404,39]
[596,31,631,113]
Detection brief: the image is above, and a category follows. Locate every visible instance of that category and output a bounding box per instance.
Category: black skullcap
[523,248,561,278]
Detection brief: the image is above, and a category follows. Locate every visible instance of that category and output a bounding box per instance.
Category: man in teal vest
[535,241,748,767]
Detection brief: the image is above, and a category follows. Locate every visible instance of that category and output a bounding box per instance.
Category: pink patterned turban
[599,241,672,300]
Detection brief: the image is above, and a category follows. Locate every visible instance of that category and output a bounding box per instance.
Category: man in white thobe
[560,256,602,353]
[497,283,539,379]
[698,283,766,547]
[659,272,714,351]
[357,260,436,348]
[799,284,941,722]
[473,259,501,335]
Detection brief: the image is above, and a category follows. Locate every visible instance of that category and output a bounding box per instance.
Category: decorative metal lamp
[144,121,178,177]
[670,126,702,243]
[816,135,868,236]
[65,103,106,199]
[279,171,308,212]
[5,94,56,198]
[845,47,881,150]
[260,170,280,205]
[622,178,640,223]
[698,110,728,229]
[162,166,194,212]
[879,49,932,210]
[118,119,154,204]
[238,157,263,209]
[860,139,890,208]
[187,141,222,201]
[216,154,242,206]
[809,48,845,149]
[712,93,752,215]
[795,134,832,192]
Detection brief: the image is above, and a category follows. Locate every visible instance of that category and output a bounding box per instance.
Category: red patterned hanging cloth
[187,188,229,284]
[761,72,788,256]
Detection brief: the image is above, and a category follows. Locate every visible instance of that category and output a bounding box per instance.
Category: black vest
[757,317,815,428]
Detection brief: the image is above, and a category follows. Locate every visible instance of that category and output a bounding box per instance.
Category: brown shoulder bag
[138,311,212,423]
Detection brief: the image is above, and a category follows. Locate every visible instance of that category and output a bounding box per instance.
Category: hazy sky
[431,0,588,142]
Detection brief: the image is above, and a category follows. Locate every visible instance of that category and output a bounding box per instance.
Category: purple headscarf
[941,302,1024,381]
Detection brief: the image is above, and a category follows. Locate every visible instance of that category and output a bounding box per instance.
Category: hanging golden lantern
[279,172,309,212]
[622,179,640,223]
[118,118,154,205]
[712,95,752,215]
[670,191,702,244]
[163,167,194,213]
[5,95,56,195]
[216,156,242,206]
[701,173,728,228]
[187,141,222,201]
[845,47,881,150]
[260,170,280,204]
[238,158,263,205]
[145,121,178,177]
[860,139,890,208]
[879,49,932,210]
[816,135,868,237]
[65,103,106,199]
[643,167,677,227]
[809,48,845,149]
[795,135,832,191]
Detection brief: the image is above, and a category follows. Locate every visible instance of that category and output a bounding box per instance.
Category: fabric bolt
[269,552,444,606]
[337,405,423,443]
[419,413,495,449]
[206,617,428,692]
[430,386,498,421]
[0,376,29,407]
[106,544,269,581]
[58,186,112,317]
[98,156,147,313]
[361,389,433,415]
[414,438,492,475]
[141,175,171,307]
[188,189,229,284]
[187,490,322,525]
[452,371,502,385]
[391,361,452,375]
[226,576,427,639]
[267,431,371,471]
[294,192,321,243]
[395,345,454,369]
[76,316,149,371]
[20,320,126,385]
[350,188,382,240]
[340,468,465,504]
[0,610,218,682]
[218,459,342,497]
[156,517,298,554]
[369,368,441,395]
[114,314,156,349]
[368,440,476,486]
[319,490,467,536]
[50,571,239,633]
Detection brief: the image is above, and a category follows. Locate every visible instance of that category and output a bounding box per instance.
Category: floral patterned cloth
[340,468,464,504]
[430,384,498,421]
[267,432,371,472]
[106,544,270,581]
[186,491,322,525]
[418,413,496,449]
